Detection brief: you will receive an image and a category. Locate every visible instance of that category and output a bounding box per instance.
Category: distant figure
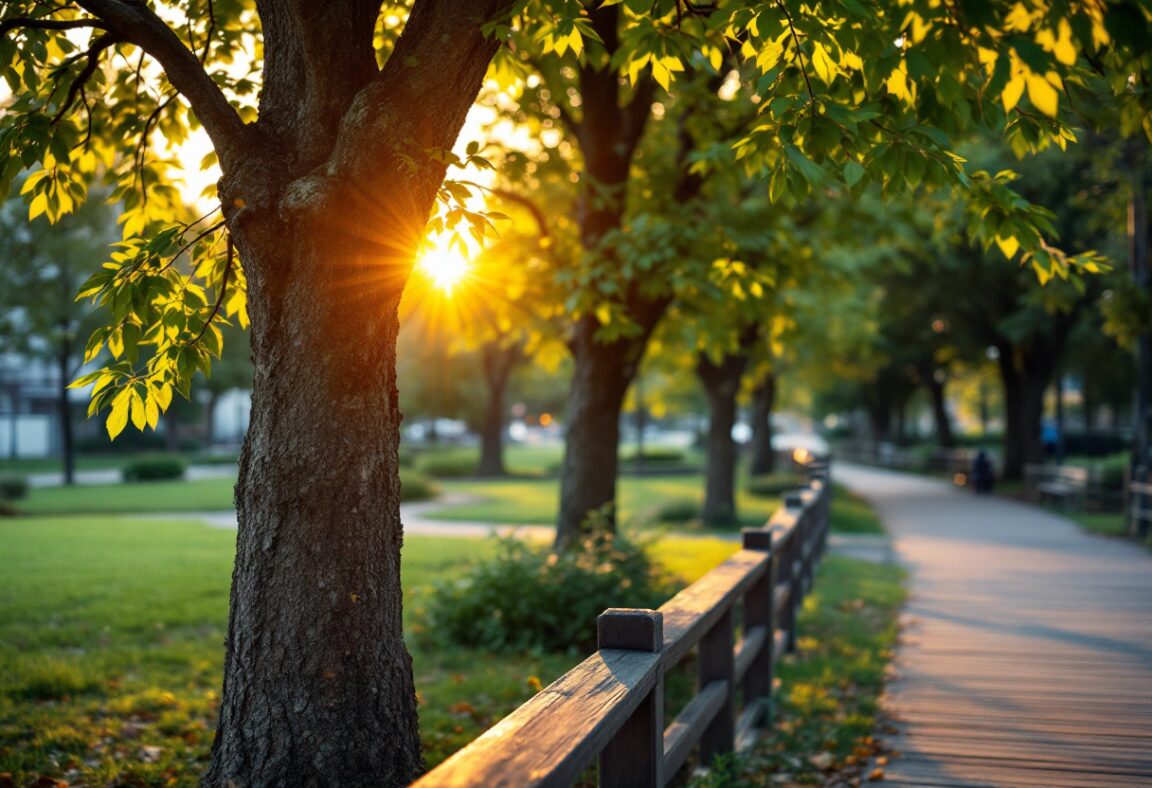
[971,450,995,494]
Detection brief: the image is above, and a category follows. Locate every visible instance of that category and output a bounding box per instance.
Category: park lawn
[433,477,885,536]
[0,515,736,784]
[18,477,239,514]
[431,475,783,527]
[16,467,439,515]
[0,456,129,475]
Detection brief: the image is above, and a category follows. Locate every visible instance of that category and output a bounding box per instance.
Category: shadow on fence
[416,461,833,787]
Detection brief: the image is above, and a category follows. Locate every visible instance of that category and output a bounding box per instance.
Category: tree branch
[489,188,551,240]
[50,32,120,125]
[74,0,249,170]
[776,0,817,124]
[0,17,108,35]
[622,75,657,152]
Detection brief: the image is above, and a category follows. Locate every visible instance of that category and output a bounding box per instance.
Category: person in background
[972,449,995,494]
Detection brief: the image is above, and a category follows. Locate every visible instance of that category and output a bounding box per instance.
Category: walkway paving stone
[838,463,1152,787]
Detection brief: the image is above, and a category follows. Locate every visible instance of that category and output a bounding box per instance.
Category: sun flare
[416,246,470,294]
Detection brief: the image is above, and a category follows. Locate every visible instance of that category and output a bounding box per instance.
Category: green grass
[411,444,568,478]
[696,555,906,786]
[1068,511,1152,548]
[828,485,886,535]
[0,514,738,783]
[430,475,784,528]
[18,477,239,514]
[431,477,883,535]
[0,455,128,475]
[16,468,437,515]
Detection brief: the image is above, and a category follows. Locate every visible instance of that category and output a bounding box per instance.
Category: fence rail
[417,461,832,788]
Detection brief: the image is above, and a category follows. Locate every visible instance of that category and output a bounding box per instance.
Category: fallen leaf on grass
[809,751,834,770]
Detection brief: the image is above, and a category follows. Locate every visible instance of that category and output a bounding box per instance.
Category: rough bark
[477,341,522,477]
[696,351,750,526]
[168,3,513,785]
[56,340,75,485]
[556,313,661,550]
[748,375,777,476]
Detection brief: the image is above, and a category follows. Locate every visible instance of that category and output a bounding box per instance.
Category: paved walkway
[837,463,1152,787]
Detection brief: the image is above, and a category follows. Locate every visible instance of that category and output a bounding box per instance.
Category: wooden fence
[416,461,832,787]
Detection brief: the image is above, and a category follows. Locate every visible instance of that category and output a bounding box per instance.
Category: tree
[4,1,1149,783]
[0,183,113,482]
[4,2,516,783]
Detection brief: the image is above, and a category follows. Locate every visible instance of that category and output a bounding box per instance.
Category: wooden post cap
[598,609,663,652]
[742,529,773,551]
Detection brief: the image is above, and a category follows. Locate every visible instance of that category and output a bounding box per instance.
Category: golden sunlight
[416,245,471,294]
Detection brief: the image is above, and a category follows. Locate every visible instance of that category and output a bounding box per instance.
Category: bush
[399,468,438,502]
[418,454,478,479]
[193,450,239,466]
[652,498,700,524]
[0,475,29,501]
[745,472,804,499]
[418,532,673,653]
[121,454,188,482]
[621,447,686,465]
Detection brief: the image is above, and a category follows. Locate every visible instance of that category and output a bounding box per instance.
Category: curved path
[837,463,1152,787]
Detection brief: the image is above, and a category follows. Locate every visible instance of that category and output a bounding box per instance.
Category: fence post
[741,529,774,725]
[698,607,735,765]
[598,609,664,788]
[783,492,805,653]
[1131,466,1150,539]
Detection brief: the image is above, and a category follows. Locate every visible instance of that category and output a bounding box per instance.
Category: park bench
[417,470,832,787]
[1025,464,1090,509]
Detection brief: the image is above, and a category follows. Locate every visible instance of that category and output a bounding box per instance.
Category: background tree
[0,184,114,482]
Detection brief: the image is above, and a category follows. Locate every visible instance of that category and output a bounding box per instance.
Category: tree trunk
[164,409,179,453]
[697,351,749,526]
[556,318,648,550]
[57,341,75,485]
[202,3,511,781]
[926,375,956,449]
[999,345,1027,480]
[1054,369,1066,462]
[999,342,1054,480]
[748,375,777,476]
[478,342,521,477]
[633,373,647,473]
[204,390,221,449]
[206,220,422,786]
[1127,137,1151,489]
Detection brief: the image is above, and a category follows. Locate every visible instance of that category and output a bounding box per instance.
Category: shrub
[1088,454,1130,487]
[745,472,804,499]
[194,450,239,466]
[418,454,478,479]
[121,454,188,482]
[399,468,438,502]
[418,532,673,653]
[621,447,686,465]
[652,498,700,524]
[0,475,29,501]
